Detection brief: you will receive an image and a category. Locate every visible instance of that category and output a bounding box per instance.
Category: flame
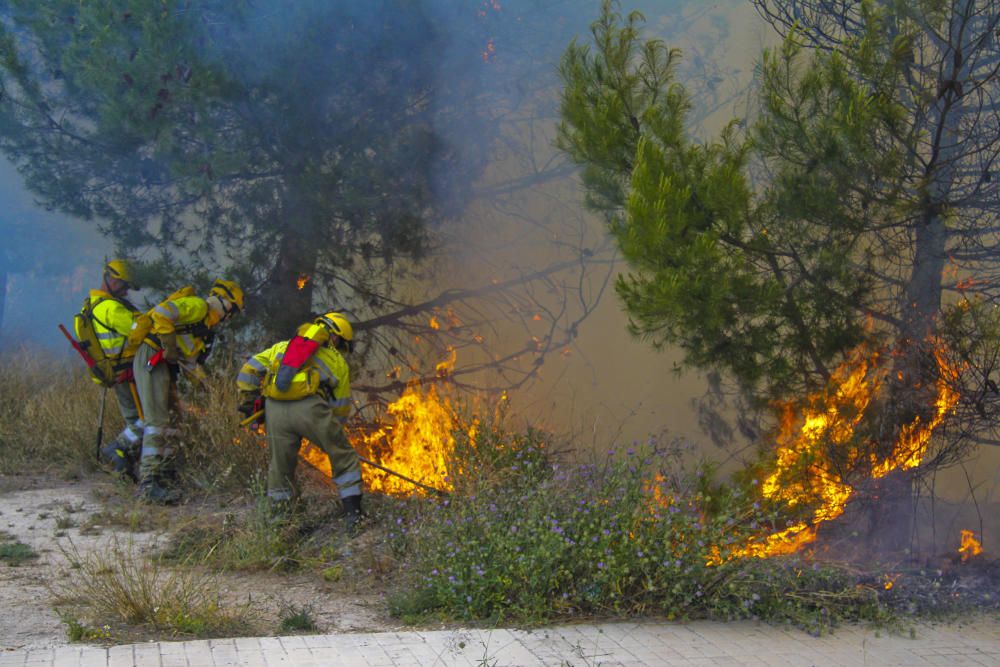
[883,573,899,590]
[349,346,465,496]
[296,274,310,290]
[352,382,457,496]
[429,316,440,330]
[728,340,960,561]
[435,346,457,377]
[959,530,983,561]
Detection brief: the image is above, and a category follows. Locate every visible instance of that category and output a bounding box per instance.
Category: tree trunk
[259,231,318,338]
[869,0,970,557]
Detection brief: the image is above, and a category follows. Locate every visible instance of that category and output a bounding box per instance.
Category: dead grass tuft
[0,348,113,476]
[56,537,259,638]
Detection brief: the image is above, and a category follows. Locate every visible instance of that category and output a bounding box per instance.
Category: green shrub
[0,541,39,566]
[387,418,889,632]
[278,604,317,632]
[61,615,113,642]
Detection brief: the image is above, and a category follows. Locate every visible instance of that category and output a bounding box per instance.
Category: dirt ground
[0,474,421,651]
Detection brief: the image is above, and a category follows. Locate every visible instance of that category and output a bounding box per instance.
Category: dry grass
[0,348,111,476]
[0,349,267,492]
[56,537,259,639]
[171,359,269,494]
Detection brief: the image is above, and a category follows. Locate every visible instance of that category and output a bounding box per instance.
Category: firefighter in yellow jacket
[236,312,363,528]
[90,260,144,479]
[131,279,244,503]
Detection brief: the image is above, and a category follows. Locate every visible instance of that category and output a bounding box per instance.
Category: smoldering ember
[0,0,998,652]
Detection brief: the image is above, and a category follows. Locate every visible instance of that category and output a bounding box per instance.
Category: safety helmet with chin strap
[210,279,244,313]
[104,259,138,289]
[315,311,353,352]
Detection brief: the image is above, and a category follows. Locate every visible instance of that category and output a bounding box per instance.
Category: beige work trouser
[264,395,362,501]
[110,379,143,451]
[132,345,176,482]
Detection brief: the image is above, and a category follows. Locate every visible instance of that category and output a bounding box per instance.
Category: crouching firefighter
[130,279,244,503]
[86,260,145,480]
[236,312,363,530]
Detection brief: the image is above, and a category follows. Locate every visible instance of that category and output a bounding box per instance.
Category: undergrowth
[3,350,993,639]
[56,537,258,639]
[0,348,266,492]
[385,416,896,634]
[0,349,109,476]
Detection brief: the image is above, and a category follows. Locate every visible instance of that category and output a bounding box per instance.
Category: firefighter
[92,260,144,480]
[236,312,363,529]
[131,278,244,503]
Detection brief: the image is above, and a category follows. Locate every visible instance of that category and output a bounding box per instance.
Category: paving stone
[4,620,999,666]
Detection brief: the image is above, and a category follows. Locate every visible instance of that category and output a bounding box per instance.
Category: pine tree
[559,0,1000,554]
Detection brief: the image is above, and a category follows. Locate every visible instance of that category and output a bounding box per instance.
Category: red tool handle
[58,324,97,368]
[146,348,165,371]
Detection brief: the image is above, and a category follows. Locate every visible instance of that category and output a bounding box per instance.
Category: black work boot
[100,440,138,483]
[342,494,364,534]
[138,477,180,505]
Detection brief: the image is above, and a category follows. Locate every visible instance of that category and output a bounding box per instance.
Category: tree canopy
[559,0,1000,424]
[0,0,509,336]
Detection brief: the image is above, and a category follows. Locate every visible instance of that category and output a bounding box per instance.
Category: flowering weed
[387,419,888,632]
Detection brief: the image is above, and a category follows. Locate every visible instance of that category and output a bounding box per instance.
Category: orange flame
[435,346,457,377]
[350,346,464,496]
[352,382,456,496]
[728,340,960,561]
[959,530,983,561]
[296,274,310,290]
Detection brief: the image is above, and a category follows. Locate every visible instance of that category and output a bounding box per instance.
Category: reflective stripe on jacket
[237,340,352,421]
[90,289,137,361]
[149,295,219,359]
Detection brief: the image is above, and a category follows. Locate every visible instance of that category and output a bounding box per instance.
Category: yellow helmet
[104,259,138,288]
[315,312,353,341]
[210,278,244,312]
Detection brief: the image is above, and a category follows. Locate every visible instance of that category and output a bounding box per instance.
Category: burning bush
[384,423,891,632]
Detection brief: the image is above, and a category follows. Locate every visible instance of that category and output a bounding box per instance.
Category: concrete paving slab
[2,617,999,666]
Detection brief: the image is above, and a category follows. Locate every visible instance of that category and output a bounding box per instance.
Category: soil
[0,474,426,651]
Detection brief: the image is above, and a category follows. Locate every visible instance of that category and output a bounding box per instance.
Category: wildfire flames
[295,340,463,496]
[729,340,960,560]
[959,530,983,561]
[351,339,468,495]
[296,274,310,290]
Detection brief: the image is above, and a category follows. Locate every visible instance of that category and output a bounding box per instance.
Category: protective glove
[161,332,180,363]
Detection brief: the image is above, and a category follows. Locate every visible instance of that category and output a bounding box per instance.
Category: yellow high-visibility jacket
[89,289,139,368]
[237,340,352,422]
[149,295,222,360]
